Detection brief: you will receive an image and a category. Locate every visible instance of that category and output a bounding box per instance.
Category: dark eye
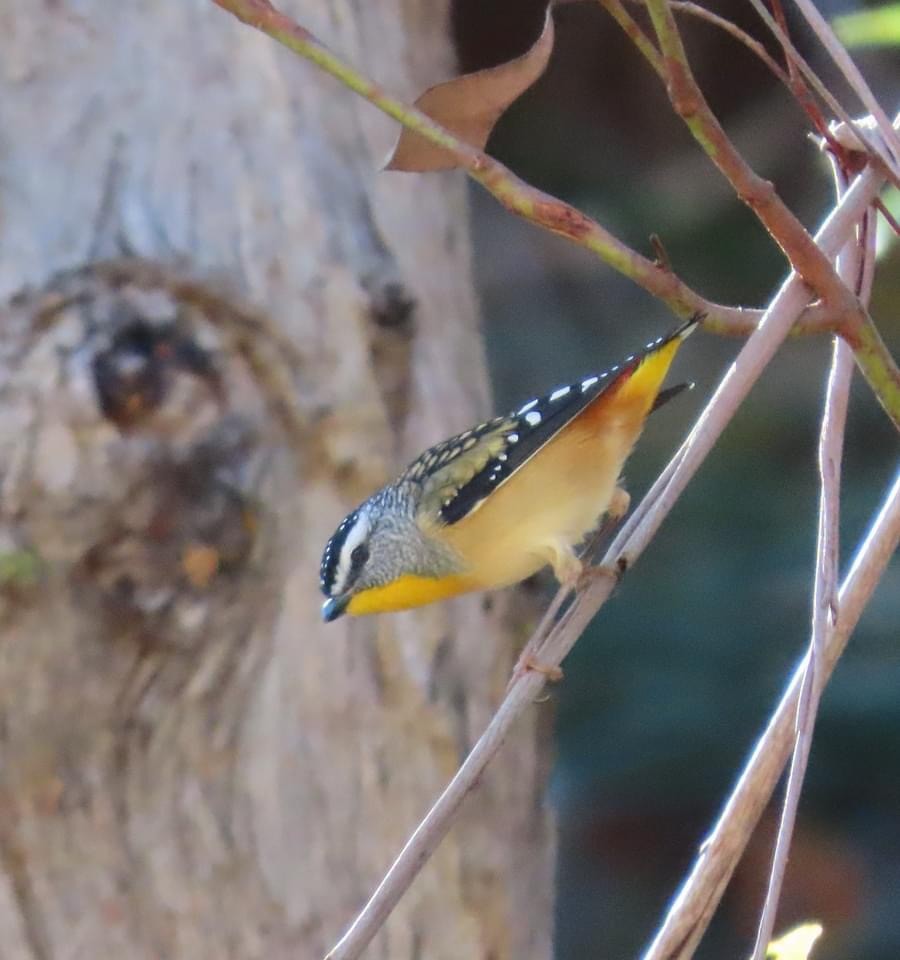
[350,543,369,574]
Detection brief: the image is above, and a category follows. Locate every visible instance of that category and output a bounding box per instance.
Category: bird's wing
[406,318,697,527]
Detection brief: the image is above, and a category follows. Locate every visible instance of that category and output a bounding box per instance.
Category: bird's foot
[608,485,631,520]
[508,650,564,690]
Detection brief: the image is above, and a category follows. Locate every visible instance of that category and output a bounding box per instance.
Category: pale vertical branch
[642,465,900,960]
[749,159,867,960]
[749,343,852,958]
[753,337,853,960]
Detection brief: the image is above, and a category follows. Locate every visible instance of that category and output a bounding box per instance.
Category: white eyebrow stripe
[332,513,369,596]
[550,386,571,401]
[580,376,599,391]
[517,398,539,414]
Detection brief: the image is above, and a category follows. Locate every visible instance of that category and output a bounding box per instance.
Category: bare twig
[642,0,900,424]
[643,464,900,960]
[750,309,851,958]
[324,159,888,960]
[771,0,848,153]
[744,0,900,188]
[212,0,900,422]
[665,1,791,87]
[210,0,752,329]
[788,0,900,167]
[750,158,870,960]
[598,0,667,79]
[645,0,851,305]
[629,0,858,185]
[644,154,884,960]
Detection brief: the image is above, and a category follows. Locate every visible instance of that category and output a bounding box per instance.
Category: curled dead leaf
[385,7,555,172]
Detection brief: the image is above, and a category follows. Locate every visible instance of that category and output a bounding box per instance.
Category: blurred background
[450,1,899,957]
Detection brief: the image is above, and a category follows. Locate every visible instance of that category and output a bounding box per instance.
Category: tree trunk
[0,3,553,958]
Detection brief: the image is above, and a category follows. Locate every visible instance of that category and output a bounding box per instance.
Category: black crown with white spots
[320,507,360,595]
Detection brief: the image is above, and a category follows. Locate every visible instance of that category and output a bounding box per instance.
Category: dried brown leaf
[385,8,554,172]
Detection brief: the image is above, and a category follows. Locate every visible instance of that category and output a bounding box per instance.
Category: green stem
[211,0,900,427]
[641,0,900,427]
[210,0,766,329]
[846,313,900,429]
[596,0,666,78]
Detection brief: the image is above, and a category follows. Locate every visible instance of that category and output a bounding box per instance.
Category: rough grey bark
[0,3,553,958]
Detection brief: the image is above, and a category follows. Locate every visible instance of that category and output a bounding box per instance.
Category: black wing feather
[439,364,633,524]
[408,320,697,527]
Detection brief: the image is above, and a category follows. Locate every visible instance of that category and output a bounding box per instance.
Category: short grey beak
[322,595,350,623]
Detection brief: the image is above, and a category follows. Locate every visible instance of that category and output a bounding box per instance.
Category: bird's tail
[607,313,701,417]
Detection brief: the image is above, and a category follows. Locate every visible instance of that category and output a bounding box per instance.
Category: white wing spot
[517,398,539,414]
[525,411,542,426]
[550,386,571,402]
[581,376,599,392]
[507,432,519,443]
[498,453,508,461]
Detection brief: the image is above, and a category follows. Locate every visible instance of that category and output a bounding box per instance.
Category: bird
[319,316,700,622]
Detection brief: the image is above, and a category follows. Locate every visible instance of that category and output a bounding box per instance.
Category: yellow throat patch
[346,573,475,615]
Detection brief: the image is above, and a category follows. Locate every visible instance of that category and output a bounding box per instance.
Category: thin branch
[788,0,900,168]
[744,0,900,189]
[628,0,847,153]
[212,0,900,422]
[634,0,862,179]
[210,0,750,330]
[644,160,882,960]
[597,0,667,79]
[646,0,858,315]
[642,0,900,426]
[843,304,900,425]
[324,159,888,960]
[611,0,819,149]
[770,0,846,151]
[666,1,791,87]
[644,0,848,307]
[643,464,900,960]
[754,338,853,955]
[750,282,856,958]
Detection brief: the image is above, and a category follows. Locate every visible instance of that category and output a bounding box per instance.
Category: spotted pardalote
[319,318,699,621]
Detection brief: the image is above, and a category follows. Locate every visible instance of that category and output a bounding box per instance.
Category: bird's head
[319,496,467,621]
